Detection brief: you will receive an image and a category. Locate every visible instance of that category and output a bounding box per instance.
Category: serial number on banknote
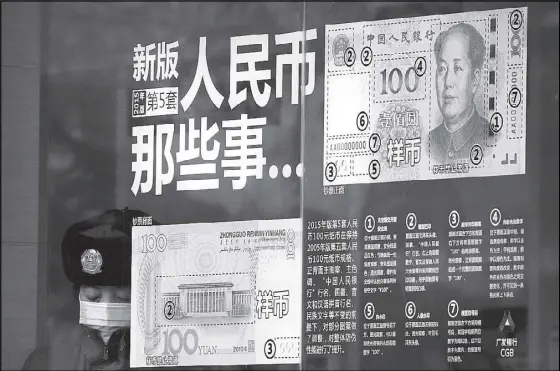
[233,345,249,353]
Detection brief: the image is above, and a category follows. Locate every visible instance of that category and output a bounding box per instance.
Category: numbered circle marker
[490,208,502,227]
[365,215,376,233]
[287,229,295,242]
[414,57,427,77]
[325,162,337,182]
[357,111,369,131]
[164,300,176,320]
[369,133,381,153]
[264,339,276,359]
[490,112,504,134]
[510,9,523,31]
[448,300,459,318]
[449,210,460,229]
[368,160,381,180]
[361,46,373,66]
[508,87,522,108]
[470,145,483,165]
[364,302,376,320]
[344,47,356,67]
[287,243,295,255]
[405,301,417,320]
[406,213,417,231]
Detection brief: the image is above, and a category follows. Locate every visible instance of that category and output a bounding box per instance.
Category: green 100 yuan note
[323,7,527,186]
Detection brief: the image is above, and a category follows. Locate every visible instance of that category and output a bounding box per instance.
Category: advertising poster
[301,2,556,371]
[39,3,308,370]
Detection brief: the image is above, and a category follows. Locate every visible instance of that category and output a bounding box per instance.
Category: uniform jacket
[23,323,129,370]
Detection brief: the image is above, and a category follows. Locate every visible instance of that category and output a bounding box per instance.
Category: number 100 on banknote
[324,7,527,185]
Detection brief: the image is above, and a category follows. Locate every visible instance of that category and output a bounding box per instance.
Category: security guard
[23,208,155,370]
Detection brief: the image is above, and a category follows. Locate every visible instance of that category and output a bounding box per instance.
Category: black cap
[61,208,158,287]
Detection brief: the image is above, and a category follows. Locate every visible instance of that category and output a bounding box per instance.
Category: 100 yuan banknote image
[130,219,301,368]
[323,8,527,186]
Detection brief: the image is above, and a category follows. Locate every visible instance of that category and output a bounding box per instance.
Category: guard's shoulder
[23,324,89,369]
[22,346,48,370]
[54,320,88,340]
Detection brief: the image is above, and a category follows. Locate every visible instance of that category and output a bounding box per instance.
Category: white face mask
[79,300,131,328]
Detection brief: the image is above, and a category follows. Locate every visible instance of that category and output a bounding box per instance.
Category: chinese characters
[131,115,267,195]
[131,30,317,196]
[133,40,179,82]
[256,289,290,319]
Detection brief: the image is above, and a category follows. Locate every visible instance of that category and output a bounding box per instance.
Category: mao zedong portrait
[429,23,494,164]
